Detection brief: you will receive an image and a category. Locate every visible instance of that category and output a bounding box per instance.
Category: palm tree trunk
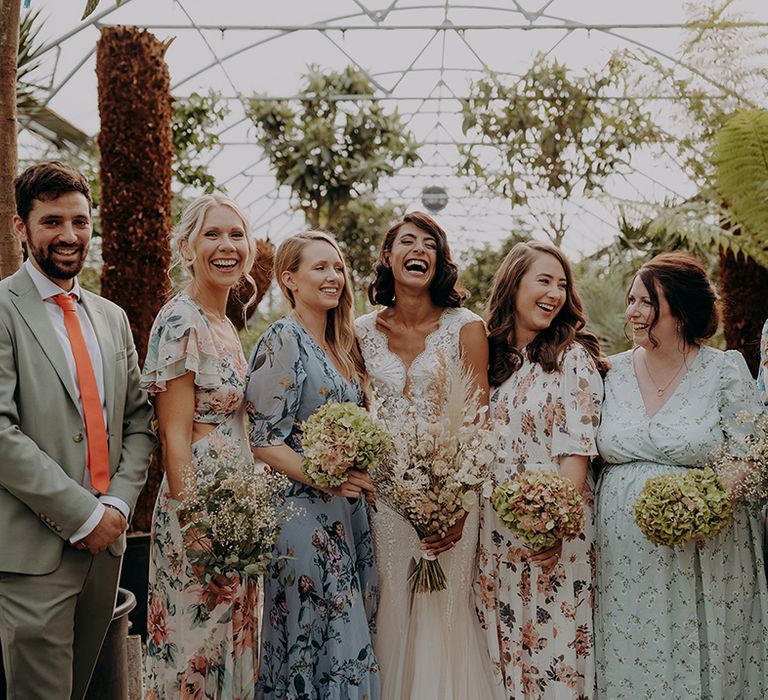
[0,0,23,278]
[719,249,768,377]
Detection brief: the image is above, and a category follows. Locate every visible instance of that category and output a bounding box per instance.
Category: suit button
[73,432,84,443]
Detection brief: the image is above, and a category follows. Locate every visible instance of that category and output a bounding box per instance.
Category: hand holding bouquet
[300,401,391,489]
[491,470,585,552]
[179,443,291,583]
[373,354,499,594]
[634,467,732,547]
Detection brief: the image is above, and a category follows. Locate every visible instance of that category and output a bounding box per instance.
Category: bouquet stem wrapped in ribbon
[300,401,391,489]
[491,469,585,551]
[373,354,499,594]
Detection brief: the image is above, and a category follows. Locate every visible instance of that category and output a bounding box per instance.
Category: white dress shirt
[24,259,129,541]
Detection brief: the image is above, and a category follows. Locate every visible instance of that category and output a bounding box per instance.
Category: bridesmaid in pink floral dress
[141,195,260,699]
[475,241,604,699]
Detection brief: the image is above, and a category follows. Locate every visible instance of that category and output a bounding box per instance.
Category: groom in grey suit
[0,161,155,699]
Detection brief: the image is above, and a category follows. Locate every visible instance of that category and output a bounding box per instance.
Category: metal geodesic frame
[17,0,768,256]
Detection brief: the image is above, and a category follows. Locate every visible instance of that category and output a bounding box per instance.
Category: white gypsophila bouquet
[300,401,391,489]
[372,353,499,593]
[708,411,768,515]
[179,442,292,582]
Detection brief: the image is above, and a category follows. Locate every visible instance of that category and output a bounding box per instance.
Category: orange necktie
[53,293,110,494]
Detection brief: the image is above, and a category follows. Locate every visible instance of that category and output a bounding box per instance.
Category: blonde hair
[275,231,367,387]
[168,194,258,317]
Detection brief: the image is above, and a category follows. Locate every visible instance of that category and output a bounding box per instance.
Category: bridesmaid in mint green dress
[595,253,768,699]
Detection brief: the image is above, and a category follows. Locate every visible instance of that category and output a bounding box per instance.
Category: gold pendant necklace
[642,352,688,397]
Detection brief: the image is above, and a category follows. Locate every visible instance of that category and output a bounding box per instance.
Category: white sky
[18,0,768,259]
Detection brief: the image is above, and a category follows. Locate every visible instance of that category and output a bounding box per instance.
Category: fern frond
[714,109,768,246]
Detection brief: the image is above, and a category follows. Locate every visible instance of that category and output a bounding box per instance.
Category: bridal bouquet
[300,401,391,489]
[708,411,768,515]
[634,467,732,547]
[491,470,585,551]
[372,355,498,594]
[179,442,292,582]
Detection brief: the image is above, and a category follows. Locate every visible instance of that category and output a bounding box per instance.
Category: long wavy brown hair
[486,240,606,386]
[274,231,367,387]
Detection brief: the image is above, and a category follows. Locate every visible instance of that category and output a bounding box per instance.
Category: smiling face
[282,239,345,314]
[626,274,678,349]
[384,222,438,293]
[14,191,92,290]
[187,204,249,292]
[512,251,567,346]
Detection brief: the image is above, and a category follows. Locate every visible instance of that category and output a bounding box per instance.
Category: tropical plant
[245,65,420,231]
[97,26,174,533]
[460,53,659,246]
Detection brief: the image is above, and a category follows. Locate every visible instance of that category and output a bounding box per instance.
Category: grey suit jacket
[0,266,155,574]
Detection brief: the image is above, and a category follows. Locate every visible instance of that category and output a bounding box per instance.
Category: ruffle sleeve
[245,320,307,448]
[551,342,604,458]
[140,296,222,393]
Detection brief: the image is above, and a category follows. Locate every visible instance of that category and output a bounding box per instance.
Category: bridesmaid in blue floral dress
[142,195,261,699]
[758,318,767,405]
[246,231,379,699]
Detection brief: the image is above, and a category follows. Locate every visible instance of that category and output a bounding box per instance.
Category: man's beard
[27,236,88,281]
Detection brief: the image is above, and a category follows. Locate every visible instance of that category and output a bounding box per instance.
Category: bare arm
[460,320,490,409]
[154,372,195,500]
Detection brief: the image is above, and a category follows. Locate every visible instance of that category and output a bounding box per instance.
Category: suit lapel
[8,271,80,409]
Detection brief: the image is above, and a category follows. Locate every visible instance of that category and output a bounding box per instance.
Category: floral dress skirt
[144,417,260,700]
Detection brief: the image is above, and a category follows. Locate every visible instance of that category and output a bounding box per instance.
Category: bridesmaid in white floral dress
[475,241,604,699]
[142,195,261,698]
[595,253,768,699]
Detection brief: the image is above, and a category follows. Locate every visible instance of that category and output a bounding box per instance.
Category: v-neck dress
[245,317,380,700]
[594,346,768,699]
[141,293,260,700]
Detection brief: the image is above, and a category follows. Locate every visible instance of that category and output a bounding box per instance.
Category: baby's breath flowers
[634,468,732,547]
[179,443,292,582]
[708,411,768,515]
[300,401,391,489]
[491,470,585,551]
[372,355,499,594]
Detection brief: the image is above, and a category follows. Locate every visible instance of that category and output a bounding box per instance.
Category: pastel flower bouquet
[300,401,391,489]
[372,355,499,594]
[633,467,732,547]
[179,443,291,582]
[491,470,585,551]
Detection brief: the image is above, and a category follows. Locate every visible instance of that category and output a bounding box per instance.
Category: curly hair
[486,240,606,386]
[368,211,469,308]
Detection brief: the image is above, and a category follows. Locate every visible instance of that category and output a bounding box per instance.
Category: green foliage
[172,90,230,193]
[459,231,529,315]
[714,109,768,250]
[82,0,123,20]
[245,65,420,229]
[332,198,402,293]
[460,53,659,245]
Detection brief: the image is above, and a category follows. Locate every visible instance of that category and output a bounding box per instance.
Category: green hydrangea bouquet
[634,467,732,547]
[491,470,585,551]
[301,401,391,489]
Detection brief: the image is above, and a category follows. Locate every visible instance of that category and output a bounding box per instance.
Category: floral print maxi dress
[245,318,380,700]
[475,343,603,699]
[141,293,260,699]
[594,347,768,699]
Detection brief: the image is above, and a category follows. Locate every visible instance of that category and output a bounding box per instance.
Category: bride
[356,212,498,699]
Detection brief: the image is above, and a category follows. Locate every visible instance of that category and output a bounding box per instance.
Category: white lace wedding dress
[356,308,499,700]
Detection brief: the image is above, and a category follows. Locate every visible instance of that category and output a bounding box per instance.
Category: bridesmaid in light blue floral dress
[595,254,768,699]
[246,231,379,699]
[758,318,767,405]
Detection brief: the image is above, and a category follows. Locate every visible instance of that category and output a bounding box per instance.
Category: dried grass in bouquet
[179,442,293,583]
[371,353,499,594]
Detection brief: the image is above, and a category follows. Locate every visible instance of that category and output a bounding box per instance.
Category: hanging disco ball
[421,185,448,213]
